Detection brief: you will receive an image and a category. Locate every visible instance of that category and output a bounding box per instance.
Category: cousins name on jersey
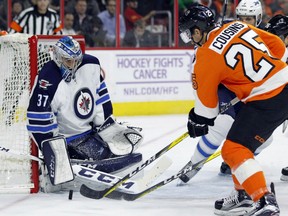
[209,22,247,54]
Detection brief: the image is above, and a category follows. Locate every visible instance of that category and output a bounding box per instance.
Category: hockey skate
[219,161,232,176]
[177,161,203,184]
[247,192,280,216]
[280,166,288,181]
[214,189,254,216]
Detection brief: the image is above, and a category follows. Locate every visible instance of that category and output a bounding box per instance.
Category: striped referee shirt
[9,6,62,35]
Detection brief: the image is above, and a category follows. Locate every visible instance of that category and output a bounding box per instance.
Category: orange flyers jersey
[192,21,288,119]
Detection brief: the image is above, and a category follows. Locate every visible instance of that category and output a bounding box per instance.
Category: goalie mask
[178,5,215,44]
[53,36,83,82]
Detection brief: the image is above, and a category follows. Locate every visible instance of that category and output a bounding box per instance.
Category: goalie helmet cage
[0,34,85,193]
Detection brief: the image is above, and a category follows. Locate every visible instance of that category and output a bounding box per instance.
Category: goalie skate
[214,190,254,216]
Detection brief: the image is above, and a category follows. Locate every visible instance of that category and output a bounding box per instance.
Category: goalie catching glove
[97,116,144,155]
[187,108,215,138]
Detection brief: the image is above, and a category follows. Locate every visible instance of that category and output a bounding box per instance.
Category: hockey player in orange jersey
[265,14,288,182]
[179,4,288,216]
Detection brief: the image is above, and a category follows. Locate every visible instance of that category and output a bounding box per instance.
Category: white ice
[0,114,287,216]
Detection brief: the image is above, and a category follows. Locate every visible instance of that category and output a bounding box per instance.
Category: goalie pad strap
[42,136,74,185]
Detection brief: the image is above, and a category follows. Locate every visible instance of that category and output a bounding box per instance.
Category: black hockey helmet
[264,14,288,38]
[179,4,215,43]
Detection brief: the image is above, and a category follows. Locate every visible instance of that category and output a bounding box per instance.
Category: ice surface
[0,114,287,216]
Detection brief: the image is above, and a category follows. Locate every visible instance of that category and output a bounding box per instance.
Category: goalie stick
[79,97,239,200]
[0,145,42,162]
[0,143,172,193]
[73,155,173,194]
[81,150,221,200]
[80,131,190,199]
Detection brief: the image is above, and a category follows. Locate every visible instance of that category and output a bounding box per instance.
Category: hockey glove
[187,108,215,138]
[97,116,144,155]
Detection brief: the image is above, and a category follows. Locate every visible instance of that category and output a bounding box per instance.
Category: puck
[68,190,73,200]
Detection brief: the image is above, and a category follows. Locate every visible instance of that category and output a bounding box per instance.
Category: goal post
[0,34,85,193]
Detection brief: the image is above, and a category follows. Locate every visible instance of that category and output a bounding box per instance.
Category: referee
[9,0,62,35]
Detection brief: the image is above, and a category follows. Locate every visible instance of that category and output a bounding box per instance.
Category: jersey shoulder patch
[37,61,62,92]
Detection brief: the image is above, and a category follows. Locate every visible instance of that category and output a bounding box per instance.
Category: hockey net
[0,34,85,193]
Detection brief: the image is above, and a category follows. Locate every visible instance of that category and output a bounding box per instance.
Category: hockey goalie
[26,36,144,192]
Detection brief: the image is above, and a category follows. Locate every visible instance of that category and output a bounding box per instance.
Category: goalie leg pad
[42,136,74,185]
[98,116,144,155]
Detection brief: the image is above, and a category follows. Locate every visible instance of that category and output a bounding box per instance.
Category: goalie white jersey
[27,54,113,148]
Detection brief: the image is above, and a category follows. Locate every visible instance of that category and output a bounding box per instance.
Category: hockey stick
[0,145,153,172]
[221,0,228,26]
[80,131,190,199]
[80,97,239,199]
[73,155,173,194]
[81,150,222,200]
[0,145,42,162]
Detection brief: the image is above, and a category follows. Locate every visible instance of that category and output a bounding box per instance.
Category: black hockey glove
[187,108,215,138]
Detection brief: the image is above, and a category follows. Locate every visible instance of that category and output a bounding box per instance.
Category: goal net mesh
[0,34,34,193]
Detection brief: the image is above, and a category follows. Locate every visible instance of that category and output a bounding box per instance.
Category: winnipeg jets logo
[79,91,91,113]
[74,88,94,119]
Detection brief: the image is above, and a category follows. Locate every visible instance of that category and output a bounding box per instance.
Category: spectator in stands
[29,0,37,6]
[279,0,288,15]
[0,0,7,30]
[66,0,100,17]
[123,19,156,47]
[98,0,126,47]
[268,0,288,16]
[73,0,92,39]
[9,0,62,35]
[86,0,100,17]
[124,0,156,31]
[0,0,31,29]
[62,13,76,35]
[0,17,6,31]
[20,0,32,8]
[72,0,104,48]
[49,0,60,14]
[11,1,24,20]
[90,16,107,47]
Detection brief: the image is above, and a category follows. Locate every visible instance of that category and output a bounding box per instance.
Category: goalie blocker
[41,136,74,185]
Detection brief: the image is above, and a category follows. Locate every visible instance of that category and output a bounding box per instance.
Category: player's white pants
[190,114,272,164]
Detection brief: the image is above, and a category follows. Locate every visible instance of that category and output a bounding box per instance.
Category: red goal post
[0,34,85,193]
